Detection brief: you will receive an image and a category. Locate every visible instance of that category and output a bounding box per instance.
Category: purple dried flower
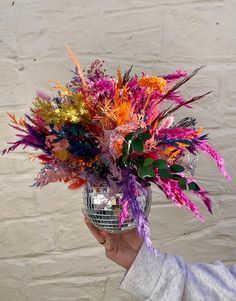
[120,172,155,252]
[154,174,204,221]
[36,90,51,100]
[162,69,188,82]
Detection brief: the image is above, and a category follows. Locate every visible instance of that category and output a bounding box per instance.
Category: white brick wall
[0,1,235,300]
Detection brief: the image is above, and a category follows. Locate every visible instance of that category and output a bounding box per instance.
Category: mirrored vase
[83,185,152,233]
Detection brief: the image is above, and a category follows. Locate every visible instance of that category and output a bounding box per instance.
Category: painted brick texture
[0,1,235,300]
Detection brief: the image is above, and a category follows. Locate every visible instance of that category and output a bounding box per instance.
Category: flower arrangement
[2,46,231,249]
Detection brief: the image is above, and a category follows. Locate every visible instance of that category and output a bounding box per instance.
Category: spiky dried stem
[161,65,206,101]
[151,90,212,126]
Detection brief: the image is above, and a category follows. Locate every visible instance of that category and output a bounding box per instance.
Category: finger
[84,217,105,244]
[103,231,115,252]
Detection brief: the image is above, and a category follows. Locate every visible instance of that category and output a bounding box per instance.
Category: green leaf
[143,157,154,166]
[159,168,172,179]
[125,132,134,142]
[138,132,152,142]
[170,164,185,173]
[138,166,155,178]
[171,174,182,180]
[123,133,134,155]
[122,155,128,164]
[131,138,144,152]
[188,182,200,191]
[135,157,145,166]
[153,159,167,169]
[122,143,128,155]
[178,177,187,190]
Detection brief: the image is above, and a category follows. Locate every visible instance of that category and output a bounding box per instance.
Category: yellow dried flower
[33,93,90,125]
[54,149,70,161]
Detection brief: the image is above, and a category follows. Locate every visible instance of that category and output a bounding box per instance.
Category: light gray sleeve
[120,243,236,301]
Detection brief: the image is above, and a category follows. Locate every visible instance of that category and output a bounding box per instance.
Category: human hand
[83,211,144,270]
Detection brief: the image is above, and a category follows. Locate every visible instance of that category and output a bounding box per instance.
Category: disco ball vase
[83,185,152,233]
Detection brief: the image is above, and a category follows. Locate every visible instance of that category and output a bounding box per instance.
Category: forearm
[120,243,236,301]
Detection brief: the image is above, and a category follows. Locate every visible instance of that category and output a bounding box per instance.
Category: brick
[34,184,82,215]
[163,3,236,62]
[25,278,106,301]
[0,282,26,301]
[52,211,97,250]
[102,6,164,60]
[156,217,236,263]
[149,191,221,242]
[0,217,54,258]
[26,248,121,280]
[0,172,37,221]
[219,67,236,126]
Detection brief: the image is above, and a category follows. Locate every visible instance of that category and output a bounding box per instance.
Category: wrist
[125,246,140,270]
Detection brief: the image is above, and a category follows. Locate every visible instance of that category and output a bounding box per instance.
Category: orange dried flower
[138,76,167,94]
[7,112,26,127]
